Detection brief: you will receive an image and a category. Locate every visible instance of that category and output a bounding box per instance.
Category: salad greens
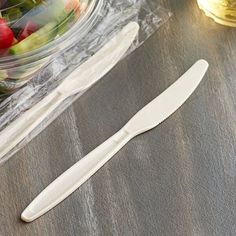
[0,0,87,55]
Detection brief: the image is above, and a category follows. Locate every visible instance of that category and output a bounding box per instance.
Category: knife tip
[198,59,209,69]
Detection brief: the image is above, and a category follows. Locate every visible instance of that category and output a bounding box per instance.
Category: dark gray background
[1,0,236,235]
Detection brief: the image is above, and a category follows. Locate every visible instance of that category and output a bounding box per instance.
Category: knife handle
[21,128,133,222]
[0,90,64,163]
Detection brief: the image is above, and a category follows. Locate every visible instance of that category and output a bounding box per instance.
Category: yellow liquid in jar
[197,0,236,27]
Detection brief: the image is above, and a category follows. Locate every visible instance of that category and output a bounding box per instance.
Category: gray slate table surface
[1,0,236,235]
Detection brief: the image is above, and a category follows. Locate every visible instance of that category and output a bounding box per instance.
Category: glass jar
[197,0,236,27]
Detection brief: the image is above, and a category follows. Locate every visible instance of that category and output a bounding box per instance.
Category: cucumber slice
[0,70,8,81]
[9,21,58,55]
[57,10,75,36]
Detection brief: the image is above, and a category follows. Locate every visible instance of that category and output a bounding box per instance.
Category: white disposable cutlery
[0,22,140,164]
[21,59,209,222]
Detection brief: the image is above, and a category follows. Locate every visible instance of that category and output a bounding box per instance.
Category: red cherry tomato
[0,18,14,49]
[17,21,39,41]
[0,19,7,25]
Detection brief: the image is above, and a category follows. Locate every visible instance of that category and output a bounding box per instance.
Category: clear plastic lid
[0,0,92,57]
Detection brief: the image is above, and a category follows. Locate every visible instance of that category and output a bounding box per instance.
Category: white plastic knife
[21,59,209,222]
[0,22,140,164]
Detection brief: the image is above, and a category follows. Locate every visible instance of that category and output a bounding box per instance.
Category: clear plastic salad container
[0,0,102,99]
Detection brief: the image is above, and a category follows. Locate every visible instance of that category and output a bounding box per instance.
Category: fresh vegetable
[65,0,81,17]
[0,0,89,55]
[0,19,14,49]
[0,70,8,81]
[2,7,22,23]
[10,22,58,55]
[0,0,90,96]
[17,21,39,41]
[57,11,76,36]
[8,0,43,10]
